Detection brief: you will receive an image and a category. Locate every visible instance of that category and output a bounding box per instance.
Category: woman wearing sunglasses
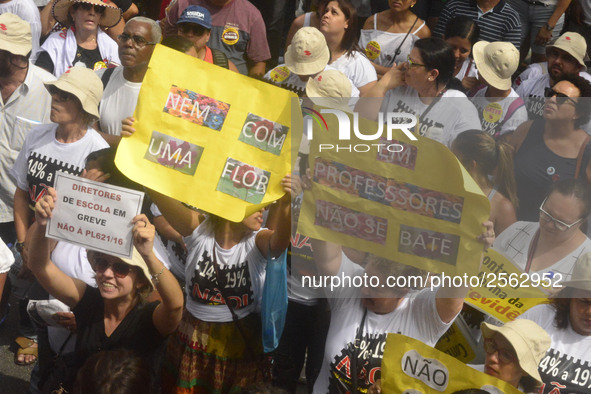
[493,178,591,284]
[35,0,121,77]
[27,187,183,393]
[9,67,109,366]
[470,319,550,393]
[510,75,591,222]
[359,37,480,148]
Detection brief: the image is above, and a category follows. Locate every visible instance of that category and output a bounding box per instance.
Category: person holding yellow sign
[471,319,550,393]
[310,223,494,394]
[155,175,293,393]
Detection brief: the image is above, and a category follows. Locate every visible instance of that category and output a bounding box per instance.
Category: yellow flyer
[435,321,477,364]
[465,248,548,322]
[381,333,521,393]
[297,109,490,275]
[115,45,296,222]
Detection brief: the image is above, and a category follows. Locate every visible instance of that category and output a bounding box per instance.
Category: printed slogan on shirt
[116,45,295,222]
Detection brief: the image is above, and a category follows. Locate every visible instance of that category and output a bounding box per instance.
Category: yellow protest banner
[115,45,296,222]
[435,321,477,364]
[382,333,521,393]
[297,109,490,275]
[465,248,547,323]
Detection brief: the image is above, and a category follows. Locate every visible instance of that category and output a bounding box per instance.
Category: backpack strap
[575,135,591,179]
[492,97,525,139]
[211,49,229,69]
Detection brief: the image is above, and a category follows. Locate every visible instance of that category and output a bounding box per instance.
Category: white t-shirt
[96,67,142,136]
[10,123,109,206]
[493,221,591,282]
[455,58,479,81]
[183,218,267,322]
[330,50,378,90]
[313,255,454,393]
[47,241,96,354]
[0,238,14,274]
[150,203,186,280]
[381,86,481,147]
[513,62,591,90]
[471,87,528,137]
[0,0,42,61]
[520,304,591,394]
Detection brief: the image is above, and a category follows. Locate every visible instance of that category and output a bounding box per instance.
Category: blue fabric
[261,249,288,353]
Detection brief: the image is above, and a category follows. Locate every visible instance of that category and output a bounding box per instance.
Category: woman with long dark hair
[319,0,377,96]
[360,37,480,147]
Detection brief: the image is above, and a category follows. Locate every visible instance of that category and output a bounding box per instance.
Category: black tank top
[514,119,591,221]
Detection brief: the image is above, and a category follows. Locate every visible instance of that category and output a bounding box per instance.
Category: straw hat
[561,252,591,291]
[0,13,32,56]
[473,41,519,91]
[44,67,103,118]
[306,69,352,110]
[546,32,589,71]
[52,0,122,28]
[481,320,551,385]
[87,248,154,292]
[284,27,330,75]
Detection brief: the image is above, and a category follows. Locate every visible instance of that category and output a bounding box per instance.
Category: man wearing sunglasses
[175,6,238,72]
[95,17,161,147]
[0,13,54,335]
[515,32,591,126]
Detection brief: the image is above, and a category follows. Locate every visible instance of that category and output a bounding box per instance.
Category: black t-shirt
[73,287,164,359]
[35,45,104,75]
[112,0,133,12]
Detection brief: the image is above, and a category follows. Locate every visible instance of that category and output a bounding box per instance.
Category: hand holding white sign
[45,172,145,259]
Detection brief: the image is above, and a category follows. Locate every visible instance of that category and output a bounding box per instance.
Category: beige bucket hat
[284,27,330,75]
[52,0,122,28]
[473,41,519,90]
[87,247,154,292]
[306,69,352,110]
[44,67,103,118]
[546,32,589,71]
[481,319,551,385]
[0,13,32,56]
[561,252,591,291]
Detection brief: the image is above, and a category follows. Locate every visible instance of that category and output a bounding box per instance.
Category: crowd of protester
[1,0,591,393]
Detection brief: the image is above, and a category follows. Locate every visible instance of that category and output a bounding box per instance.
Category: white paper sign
[46,172,144,258]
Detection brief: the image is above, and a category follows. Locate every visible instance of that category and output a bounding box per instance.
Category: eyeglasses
[74,2,106,14]
[47,85,75,102]
[407,54,426,68]
[483,338,517,364]
[544,87,578,106]
[117,33,157,48]
[92,258,136,279]
[177,23,208,37]
[539,197,584,231]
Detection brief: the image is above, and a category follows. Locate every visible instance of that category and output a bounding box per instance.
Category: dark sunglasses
[178,23,209,37]
[47,85,75,101]
[92,259,135,279]
[544,87,578,105]
[74,2,106,14]
[117,33,157,48]
[483,338,517,364]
